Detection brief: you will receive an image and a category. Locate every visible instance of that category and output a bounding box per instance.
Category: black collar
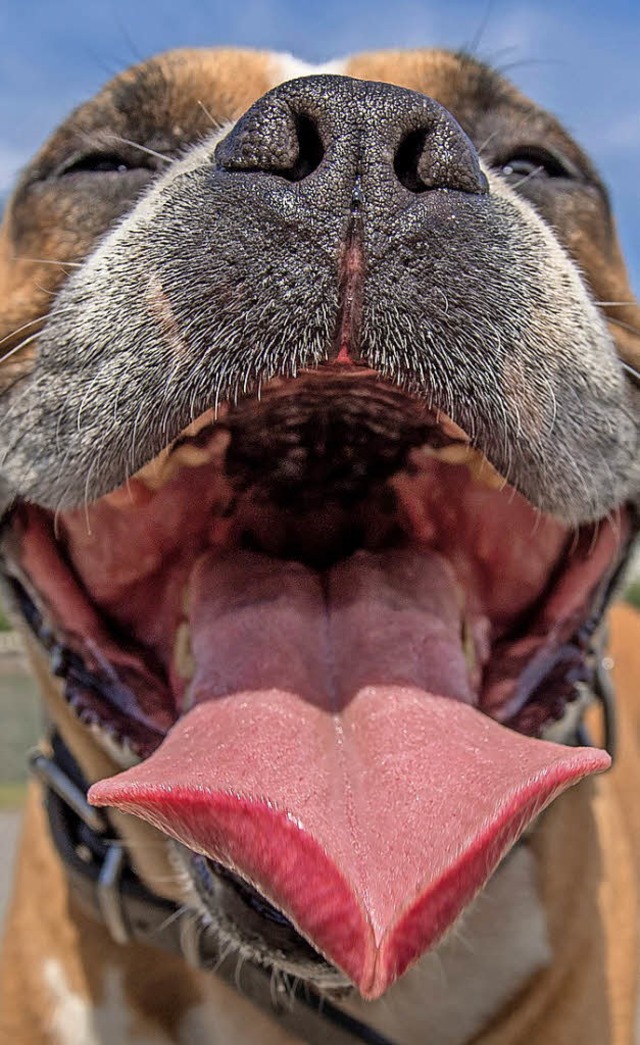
[32,732,398,1045]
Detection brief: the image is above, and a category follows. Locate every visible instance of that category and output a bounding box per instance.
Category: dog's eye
[59,154,134,176]
[500,147,574,181]
[58,153,141,176]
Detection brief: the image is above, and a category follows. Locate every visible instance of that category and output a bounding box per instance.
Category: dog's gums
[3,367,619,994]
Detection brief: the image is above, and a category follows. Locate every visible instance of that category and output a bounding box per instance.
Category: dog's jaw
[0,46,639,1016]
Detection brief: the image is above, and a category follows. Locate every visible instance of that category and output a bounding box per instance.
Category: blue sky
[0,0,638,288]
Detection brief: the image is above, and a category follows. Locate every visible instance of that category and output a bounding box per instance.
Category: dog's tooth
[462,618,477,673]
[180,409,216,439]
[413,442,474,468]
[466,452,507,490]
[135,447,175,490]
[173,621,195,681]
[391,473,438,542]
[436,413,469,441]
[423,443,474,465]
[415,442,506,490]
[134,429,231,491]
[171,444,216,468]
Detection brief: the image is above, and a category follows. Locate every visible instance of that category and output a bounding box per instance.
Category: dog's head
[1,47,639,999]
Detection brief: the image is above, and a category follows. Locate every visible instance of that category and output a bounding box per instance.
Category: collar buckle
[576,629,617,762]
[29,746,130,944]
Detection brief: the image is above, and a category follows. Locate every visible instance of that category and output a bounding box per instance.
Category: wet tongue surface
[89,547,610,997]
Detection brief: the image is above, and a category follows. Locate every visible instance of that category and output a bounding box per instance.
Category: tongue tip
[88,735,610,997]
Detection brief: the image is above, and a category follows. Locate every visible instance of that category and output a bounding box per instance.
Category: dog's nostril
[394,120,488,196]
[215,107,324,183]
[282,113,324,182]
[394,128,431,193]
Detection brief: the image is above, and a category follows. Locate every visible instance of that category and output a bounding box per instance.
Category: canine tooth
[462,619,477,674]
[416,442,506,490]
[134,429,231,491]
[88,722,141,769]
[173,621,195,681]
[466,453,507,490]
[180,409,216,439]
[171,444,216,468]
[135,447,173,490]
[422,443,474,464]
[437,413,469,441]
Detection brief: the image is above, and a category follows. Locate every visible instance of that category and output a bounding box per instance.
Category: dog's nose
[215,74,487,200]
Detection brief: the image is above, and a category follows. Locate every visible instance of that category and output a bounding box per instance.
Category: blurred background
[0,0,638,919]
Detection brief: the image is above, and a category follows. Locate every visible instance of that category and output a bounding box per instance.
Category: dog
[1,45,640,1044]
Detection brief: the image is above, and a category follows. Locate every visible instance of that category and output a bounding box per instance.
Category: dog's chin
[2,366,622,996]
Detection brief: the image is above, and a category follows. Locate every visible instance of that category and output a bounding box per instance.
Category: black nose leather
[215,74,487,198]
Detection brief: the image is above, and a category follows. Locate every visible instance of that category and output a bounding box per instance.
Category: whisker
[595,300,637,307]
[464,0,495,57]
[608,315,640,338]
[0,314,49,349]
[509,165,544,190]
[103,837,170,851]
[106,134,172,165]
[0,330,41,365]
[476,128,501,156]
[151,904,191,937]
[496,56,562,76]
[12,255,81,269]
[621,361,640,386]
[0,369,30,397]
[197,99,218,129]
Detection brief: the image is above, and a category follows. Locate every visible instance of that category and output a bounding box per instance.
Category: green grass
[0,670,41,785]
[0,782,27,809]
[0,607,11,632]
[625,581,640,611]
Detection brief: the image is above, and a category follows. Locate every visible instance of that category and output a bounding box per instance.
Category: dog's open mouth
[2,367,623,996]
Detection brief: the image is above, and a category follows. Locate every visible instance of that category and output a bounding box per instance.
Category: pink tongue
[89,549,609,997]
